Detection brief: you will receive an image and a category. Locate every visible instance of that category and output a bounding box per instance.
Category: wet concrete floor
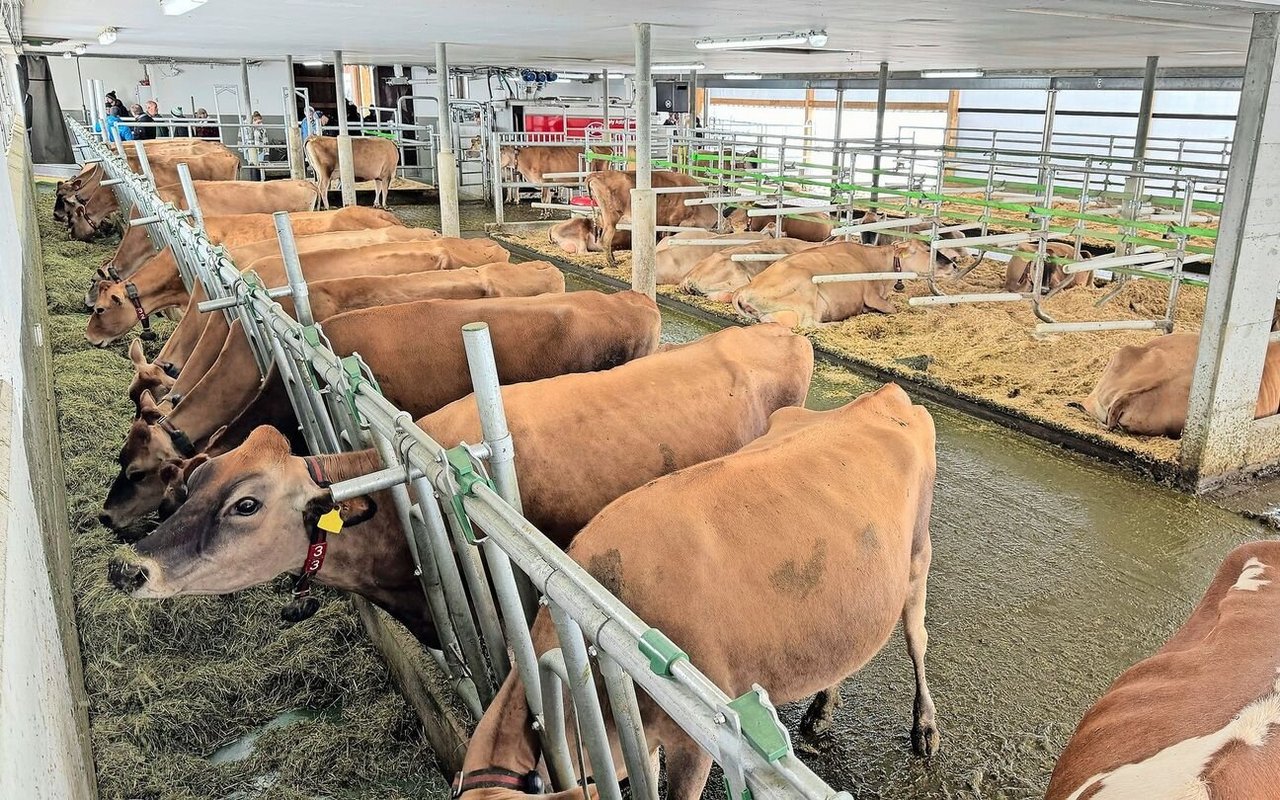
[571,273,1271,799]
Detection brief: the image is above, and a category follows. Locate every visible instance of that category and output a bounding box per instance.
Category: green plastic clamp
[340,355,368,421]
[727,687,791,763]
[723,785,753,800]
[444,445,496,544]
[638,628,688,678]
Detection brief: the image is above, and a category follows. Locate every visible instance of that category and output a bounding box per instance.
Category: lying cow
[727,203,835,242]
[733,239,943,328]
[455,383,939,800]
[1072,334,1280,438]
[100,291,661,530]
[500,145,613,208]
[1047,539,1280,800]
[1004,242,1093,294]
[128,262,567,408]
[105,324,814,642]
[654,229,770,285]
[585,170,719,267]
[304,135,400,208]
[679,238,820,302]
[86,205,403,307]
[549,216,613,254]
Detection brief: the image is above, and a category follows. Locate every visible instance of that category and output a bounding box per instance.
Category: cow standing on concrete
[305,135,400,209]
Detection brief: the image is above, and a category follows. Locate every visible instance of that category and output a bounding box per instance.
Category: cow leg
[316,169,331,210]
[664,740,714,800]
[903,538,939,757]
[539,186,551,218]
[601,218,617,268]
[799,685,844,738]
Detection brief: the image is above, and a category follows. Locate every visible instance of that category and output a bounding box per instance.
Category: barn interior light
[555,72,593,82]
[159,0,209,16]
[723,73,763,80]
[1183,50,1242,56]
[652,63,705,72]
[697,32,805,50]
[302,59,323,66]
[63,50,74,59]
[98,27,118,46]
[920,69,984,78]
[74,44,88,55]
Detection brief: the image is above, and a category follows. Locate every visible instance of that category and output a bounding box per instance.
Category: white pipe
[1035,320,1165,334]
[909,292,1024,306]
[813,271,920,284]
[828,216,928,236]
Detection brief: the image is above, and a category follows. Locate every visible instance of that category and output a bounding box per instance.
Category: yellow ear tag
[317,508,345,535]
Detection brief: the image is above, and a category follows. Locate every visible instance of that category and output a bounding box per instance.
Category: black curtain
[19,55,76,164]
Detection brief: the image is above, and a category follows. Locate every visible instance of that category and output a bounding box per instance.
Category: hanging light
[63,50,75,59]
[98,27,118,45]
[159,0,210,15]
[920,69,984,78]
[696,30,828,50]
[723,73,763,80]
[652,63,705,72]
[74,44,88,55]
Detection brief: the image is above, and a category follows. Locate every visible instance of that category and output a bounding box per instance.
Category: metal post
[631,22,657,299]
[490,136,504,225]
[687,69,698,137]
[547,604,624,800]
[273,212,314,326]
[597,653,659,800]
[334,50,358,207]
[601,68,611,144]
[436,43,461,237]
[1182,13,1280,486]
[1038,83,1058,201]
[285,55,305,180]
[239,57,253,120]
[1122,56,1159,253]
[871,61,888,206]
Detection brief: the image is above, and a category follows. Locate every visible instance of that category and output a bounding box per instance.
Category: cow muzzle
[108,558,150,594]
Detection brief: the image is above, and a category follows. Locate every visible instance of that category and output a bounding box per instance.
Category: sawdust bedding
[36,187,445,800]
[493,227,1195,468]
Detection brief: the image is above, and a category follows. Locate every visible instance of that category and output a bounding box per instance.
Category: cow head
[86,280,141,347]
[100,408,183,535]
[68,202,103,241]
[106,426,372,599]
[725,205,751,231]
[549,218,597,254]
[156,453,209,521]
[127,340,176,412]
[499,146,519,170]
[85,262,117,308]
[892,238,942,277]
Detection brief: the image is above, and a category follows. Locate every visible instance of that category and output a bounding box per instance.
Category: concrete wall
[0,55,97,800]
[47,56,291,117]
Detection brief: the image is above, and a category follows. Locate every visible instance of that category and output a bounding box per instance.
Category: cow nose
[98,511,114,528]
[108,559,149,593]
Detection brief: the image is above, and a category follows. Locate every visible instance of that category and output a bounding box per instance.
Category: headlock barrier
[66,117,853,800]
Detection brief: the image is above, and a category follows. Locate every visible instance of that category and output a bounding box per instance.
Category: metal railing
[67,115,851,800]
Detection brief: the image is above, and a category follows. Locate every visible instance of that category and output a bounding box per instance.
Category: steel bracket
[443,444,495,544]
[727,684,792,763]
[639,628,688,677]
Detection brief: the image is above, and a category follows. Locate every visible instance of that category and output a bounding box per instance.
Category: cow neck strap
[157,418,197,458]
[452,768,544,797]
[291,457,343,605]
[891,254,905,292]
[125,282,157,341]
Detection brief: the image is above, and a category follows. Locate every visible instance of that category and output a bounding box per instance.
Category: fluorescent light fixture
[723,73,763,80]
[302,59,324,66]
[159,0,209,15]
[1183,50,1242,56]
[921,69,984,78]
[697,31,809,50]
[74,44,88,55]
[1004,8,1249,32]
[652,63,705,72]
[98,27,118,45]
[555,72,593,81]
[63,50,74,59]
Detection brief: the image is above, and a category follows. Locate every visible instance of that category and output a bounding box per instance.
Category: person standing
[131,102,157,140]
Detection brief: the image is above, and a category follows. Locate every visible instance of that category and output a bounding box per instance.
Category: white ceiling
[19,0,1280,74]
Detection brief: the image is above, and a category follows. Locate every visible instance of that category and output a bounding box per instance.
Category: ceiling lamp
[302,59,324,66]
[920,69,984,78]
[98,27,118,45]
[159,0,209,15]
[63,50,74,59]
[74,44,88,55]
[555,72,593,82]
[652,63,705,72]
[696,30,828,50]
[723,73,763,80]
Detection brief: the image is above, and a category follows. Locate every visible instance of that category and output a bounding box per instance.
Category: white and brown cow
[1048,539,1280,800]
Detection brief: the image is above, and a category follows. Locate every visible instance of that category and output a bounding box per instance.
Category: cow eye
[125,469,143,482]
[232,497,261,516]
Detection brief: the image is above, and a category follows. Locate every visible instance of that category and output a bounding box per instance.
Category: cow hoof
[911,721,941,758]
[800,711,834,738]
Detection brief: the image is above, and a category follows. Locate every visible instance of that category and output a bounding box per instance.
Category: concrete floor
[404,201,1273,798]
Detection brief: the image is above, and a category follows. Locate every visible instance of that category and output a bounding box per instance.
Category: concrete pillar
[285,55,304,180]
[601,68,610,143]
[631,22,657,299]
[871,61,888,205]
[333,50,358,207]
[436,42,461,237]
[1181,13,1280,486]
[239,57,253,118]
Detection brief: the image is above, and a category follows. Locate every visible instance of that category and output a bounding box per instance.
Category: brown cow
[304,135,399,208]
[585,170,719,267]
[732,239,942,328]
[728,203,835,242]
[1004,242,1093,294]
[106,324,814,648]
[457,383,939,800]
[654,229,770,285]
[127,262,566,409]
[1047,539,1280,800]
[1072,334,1280,438]
[100,291,660,529]
[500,144,612,208]
[548,216,626,254]
[157,179,321,215]
[86,237,509,346]
[679,238,821,302]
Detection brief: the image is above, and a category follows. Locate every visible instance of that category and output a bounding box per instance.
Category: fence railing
[66,116,851,800]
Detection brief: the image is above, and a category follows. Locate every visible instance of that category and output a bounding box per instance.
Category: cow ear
[182,452,210,482]
[303,493,377,530]
[137,391,163,424]
[204,425,229,452]
[158,458,185,486]
[128,338,148,367]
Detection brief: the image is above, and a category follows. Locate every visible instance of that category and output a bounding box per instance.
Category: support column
[871,61,888,205]
[285,55,304,180]
[631,22,656,299]
[239,58,257,179]
[333,50,358,207]
[436,42,461,237]
[239,57,253,118]
[1182,13,1280,486]
[1038,82,1058,198]
[1122,57,1158,249]
[601,68,610,143]
[831,85,845,175]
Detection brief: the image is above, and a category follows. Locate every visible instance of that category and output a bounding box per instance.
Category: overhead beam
[709,97,948,111]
